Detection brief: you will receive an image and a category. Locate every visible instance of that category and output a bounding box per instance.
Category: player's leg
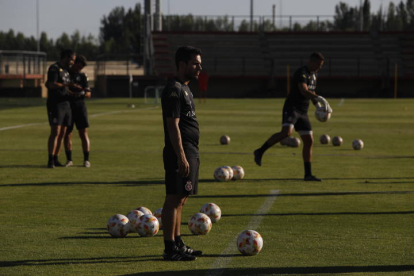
[254,125,293,166]
[78,128,90,167]
[47,125,60,168]
[297,115,321,181]
[53,126,66,167]
[64,129,73,167]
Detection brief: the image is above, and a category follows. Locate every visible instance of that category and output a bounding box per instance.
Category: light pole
[250,0,254,32]
[36,0,40,52]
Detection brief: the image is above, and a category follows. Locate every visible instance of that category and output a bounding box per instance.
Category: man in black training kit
[161,46,203,261]
[46,49,81,168]
[254,52,332,181]
[64,55,92,168]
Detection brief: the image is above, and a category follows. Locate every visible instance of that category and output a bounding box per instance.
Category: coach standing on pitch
[46,49,81,168]
[254,52,332,181]
[161,46,203,261]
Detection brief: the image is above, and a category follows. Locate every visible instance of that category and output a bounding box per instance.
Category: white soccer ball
[289,137,301,148]
[126,209,144,233]
[134,207,152,215]
[188,213,212,235]
[214,167,230,182]
[153,208,163,229]
[332,136,343,146]
[136,214,159,237]
[231,165,245,180]
[315,107,331,122]
[200,203,222,223]
[222,166,234,180]
[237,230,264,256]
[220,135,230,145]
[352,139,364,150]
[107,214,130,238]
[320,134,331,145]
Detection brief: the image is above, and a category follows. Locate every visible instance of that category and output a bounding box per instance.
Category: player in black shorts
[64,55,92,168]
[46,49,82,168]
[161,46,202,261]
[254,52,332,181]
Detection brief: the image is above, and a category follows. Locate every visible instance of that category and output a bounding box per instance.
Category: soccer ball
[134,207,152,215]
[214,167,230,182]
[107,214,130,238]
[222,166,234,180]
[289,137,301,148]
[280,137,289,146]
[352,139,364,150]
[200,203,222,223]
[315,107,331,122]
[188,213,212,235]
[237,230,263,256]
[320,134,331,144]
[153,208,163,229]
[136,214,159,237]
[220,135,230,145]
[231,165,245,180]
[332,136,343,146]
[126,209,144,233]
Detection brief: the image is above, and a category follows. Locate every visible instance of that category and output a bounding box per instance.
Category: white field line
[206,190,280,276]
[0,106,159,132]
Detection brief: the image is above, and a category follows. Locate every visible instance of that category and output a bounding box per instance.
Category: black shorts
[282,105,312,134]
[47,101,71,127]
[67,102,89,133]
[165,158,199,195]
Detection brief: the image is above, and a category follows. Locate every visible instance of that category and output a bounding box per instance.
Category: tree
[363,0,371,31]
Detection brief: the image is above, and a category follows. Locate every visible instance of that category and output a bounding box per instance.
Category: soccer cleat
[254,149,263,166]
[176,239,202,256]
[304,175,322,182]
[47,161,55,169]
[54,160,64,167]
[163,247,197,261]
[84,161,91,168]
[65,160,73,167]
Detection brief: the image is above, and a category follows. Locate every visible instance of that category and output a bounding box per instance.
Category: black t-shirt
[69,71,90,104]
[162,78,200,161]
[285,66,317,113]
[46,62,71,104]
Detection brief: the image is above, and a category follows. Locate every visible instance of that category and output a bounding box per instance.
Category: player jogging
[46,49,81,168]
[161,46,203,261]
[64,55,92,168]
[254,52,332,181]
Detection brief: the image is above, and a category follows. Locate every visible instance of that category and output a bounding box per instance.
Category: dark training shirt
[285,66,317,113]
[46,62,71,104]
[69,72,90,103]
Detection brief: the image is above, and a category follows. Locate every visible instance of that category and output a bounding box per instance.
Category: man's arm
[298,83,318,104]
[166,117,190,177]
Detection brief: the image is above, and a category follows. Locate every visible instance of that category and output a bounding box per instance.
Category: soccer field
[0,98,413,276]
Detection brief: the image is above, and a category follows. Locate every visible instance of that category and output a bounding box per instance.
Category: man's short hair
[60,49,75,59]
[310,52,325,62]
[75,55,87,67]
[175,46,202,70]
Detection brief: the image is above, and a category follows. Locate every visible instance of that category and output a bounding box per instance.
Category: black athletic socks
[304,162,312,177]
[83,151,89,161]
[164,240,176,253]
[66,150,72,161]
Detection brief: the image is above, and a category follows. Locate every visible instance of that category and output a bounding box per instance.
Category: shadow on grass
[121,265,414,275]
[195,190,414,199]
[0,255,162,268]
[0,180,164,187]
[222,210,414,218]
[0,165,45,169]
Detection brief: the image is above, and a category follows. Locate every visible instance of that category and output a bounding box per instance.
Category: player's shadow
[222,210,414,218]
[120,265,414,275]
[0,255,162,268]
[0,180,164,187]
[0,164,45,169]
[195,190,414,199]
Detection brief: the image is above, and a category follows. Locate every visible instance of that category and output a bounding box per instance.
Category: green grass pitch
[0,98,413,276]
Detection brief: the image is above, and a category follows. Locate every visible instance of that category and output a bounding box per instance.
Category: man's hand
[68,83,83,91]
[177,156,190,177]
[315,96,332,113]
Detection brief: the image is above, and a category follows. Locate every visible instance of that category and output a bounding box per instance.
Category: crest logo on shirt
[185,181,193,191]
[170,91,178,98]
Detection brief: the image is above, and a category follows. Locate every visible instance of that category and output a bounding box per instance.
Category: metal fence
[0,51,47,76]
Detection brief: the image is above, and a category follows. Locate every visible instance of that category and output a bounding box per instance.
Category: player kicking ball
[254,52,332,181]
[64,55,91,168]
[161,46,203,261]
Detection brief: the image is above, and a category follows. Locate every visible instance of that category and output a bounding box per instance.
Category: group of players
[46,49,91,169]
[160,47,331,261]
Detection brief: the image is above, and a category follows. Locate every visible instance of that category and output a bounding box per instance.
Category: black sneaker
[54,160,64,167]
[178,244,203,256]
[254,149,263,166]
[304,175,322,182]
[47,161,55,169]
[163,247,197,261]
